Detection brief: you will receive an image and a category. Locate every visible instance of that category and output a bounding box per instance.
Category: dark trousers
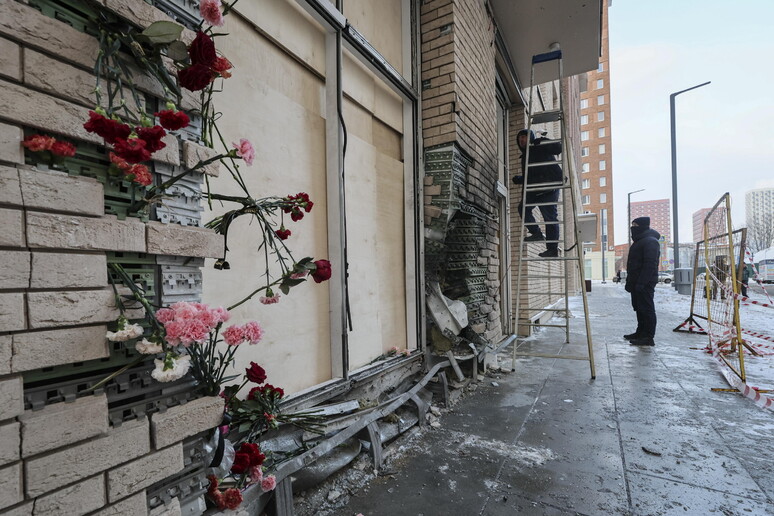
[630,284,656,338]
[518,189,559,251]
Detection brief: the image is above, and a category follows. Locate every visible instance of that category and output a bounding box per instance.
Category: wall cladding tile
[0,421,20,466]
[30,252,107,289]
[0,463,23,511]
[0,123,23,165]
[182,141,220,177]
[0,165,22,206]
[0,36,22,81]
[19,393,109,457]
[26,213,146,252]
[0,335,10,376]
[0,250,31,290]
[0,208,25,247]
[0,376,23,420]
[108,444,183,502]
[24,419,149,498]
[91,491,147,516]
[19,168,104,216]
[150,396,223,448]
[27,289,122,329]
[0,293,25,333]
[146,222,224,259]
[33,474,106,516]
[12,325,109,372]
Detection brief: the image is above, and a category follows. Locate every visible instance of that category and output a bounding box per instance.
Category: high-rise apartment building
[692,208,712,243]
[692,207,727,242]
[578,0,614,279]
[746,188,774,226]
[631,199,671,242]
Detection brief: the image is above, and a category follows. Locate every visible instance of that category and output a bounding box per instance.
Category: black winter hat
[632,216,650,227]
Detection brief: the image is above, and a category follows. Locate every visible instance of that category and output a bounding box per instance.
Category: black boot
[523,233,545,242]
[630,337,655,346]
[538,248,559,258]
[623,332,639,340]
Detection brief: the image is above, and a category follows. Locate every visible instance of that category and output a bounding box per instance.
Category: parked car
[658,271,674,284]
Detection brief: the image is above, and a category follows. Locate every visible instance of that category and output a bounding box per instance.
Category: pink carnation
[259,293,281,305]
[199,0,224,26]
[249,465,263,485]
[232,138,255,166]
[155,307,175,323]
[212,306,231,324]
[222,325,245,346]
[242,321,263,344]
[261,474,276,492]
[164,318,210,347]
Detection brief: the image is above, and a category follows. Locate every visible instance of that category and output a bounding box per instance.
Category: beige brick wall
[0,1,227,514]
[421,0,504,343]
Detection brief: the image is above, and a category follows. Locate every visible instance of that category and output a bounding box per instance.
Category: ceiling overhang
[490,0,603,86]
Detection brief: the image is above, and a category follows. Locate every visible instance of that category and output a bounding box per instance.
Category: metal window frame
[296,0,423,380]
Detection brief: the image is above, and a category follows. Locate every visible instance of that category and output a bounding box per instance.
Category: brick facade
[421,0,503,344]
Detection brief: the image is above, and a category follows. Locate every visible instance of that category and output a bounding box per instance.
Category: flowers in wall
[22,134,77,168]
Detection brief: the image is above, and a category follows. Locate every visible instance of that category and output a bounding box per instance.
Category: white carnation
[135,338,163,354]
[151,354,191,382]
[106,323,144,342]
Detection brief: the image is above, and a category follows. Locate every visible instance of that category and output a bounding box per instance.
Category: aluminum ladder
[511,49,595,379]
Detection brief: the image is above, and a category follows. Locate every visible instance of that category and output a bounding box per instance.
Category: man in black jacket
[513,129,563,258]
[624,216,660,346]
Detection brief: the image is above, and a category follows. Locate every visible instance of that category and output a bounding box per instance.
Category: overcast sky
[609,0,774,246]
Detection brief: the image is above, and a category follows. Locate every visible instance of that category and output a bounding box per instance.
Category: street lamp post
[627,188,645,248]
[670,81,711,273]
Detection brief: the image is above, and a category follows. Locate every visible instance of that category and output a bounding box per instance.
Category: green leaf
[141,21,184,45]
[239,422,251,433]
[279,284,290,295]
[166,40,189,61]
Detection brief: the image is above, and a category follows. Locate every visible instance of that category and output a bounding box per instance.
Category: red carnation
[245,362,267,384]
[240,442,266,467]
[113,138,152,163]
[178,63,214,92]
[275,227,291,240]
[22,134,55,152]
[50,141,77,157]
[221,488,243,511]
[304,200,314,213]
[230,452,250,474]
[156,110,190,131]
[128,164,153,186]
[83,111,131,144]
[212,56,233,78]
[189,31,217,67]
[136,125,167,152]
[312,259,332,283]
[290,208,304,222]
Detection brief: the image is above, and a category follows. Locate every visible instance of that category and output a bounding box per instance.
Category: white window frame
[597,111,605,122]
[580,99,589,109]
[581,147,589,157]
[596,79,603,89]
[582,195,591,205]
[599,160,606,170]
[582,179,590,189]
[582,163,590,173]
[597,94,605,105]
[581,131,589,141]
[599,176,607,187]
[598,144,605,155]
[598,127,606,138]
[581,114,589,125]
[600,193,607,203]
